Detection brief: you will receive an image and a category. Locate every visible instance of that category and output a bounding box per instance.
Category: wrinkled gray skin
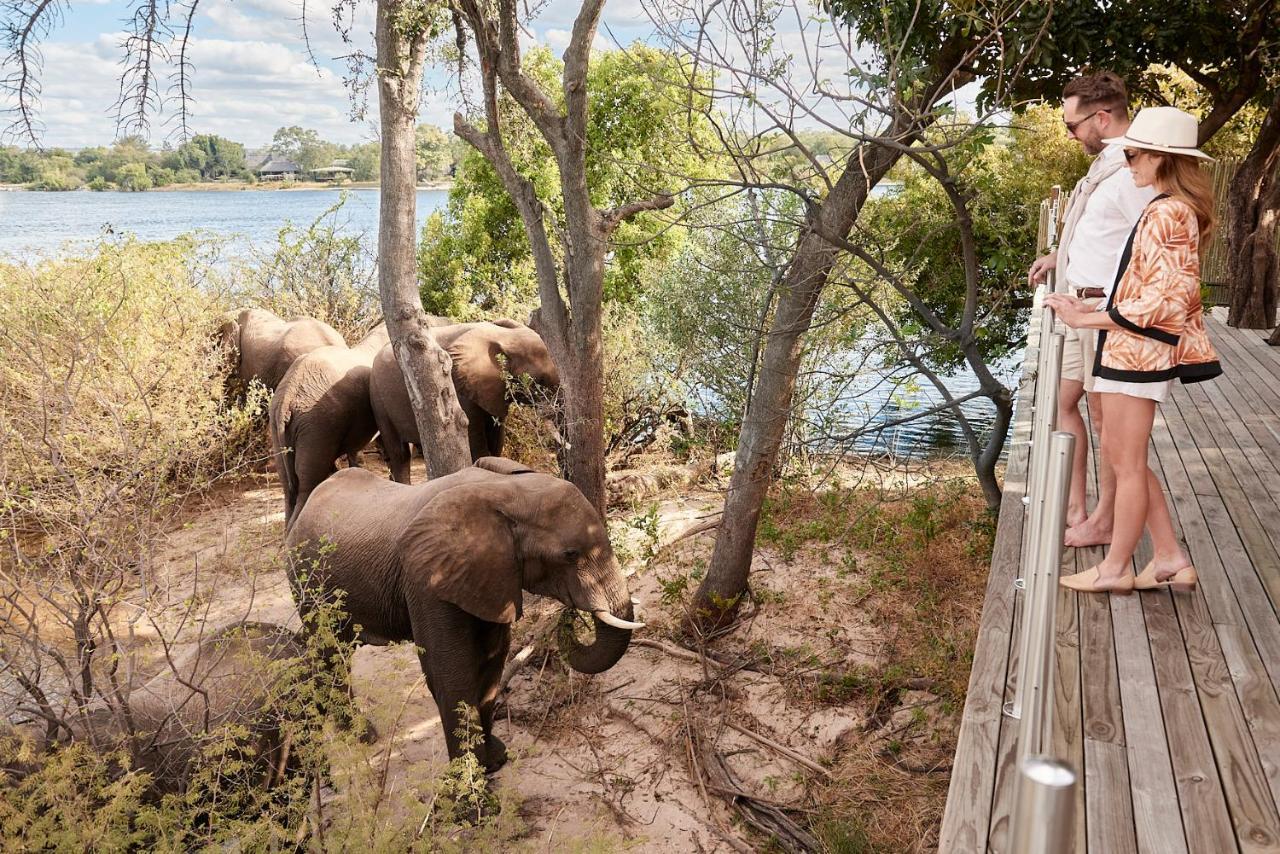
[284,457,635,772]
[270,323,391,528]
[4,622,303,795]
[218,308,346,393]
[369,320,560,483]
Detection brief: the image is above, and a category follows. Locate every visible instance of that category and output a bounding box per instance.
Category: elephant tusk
[594,610,645,631]
[544,418,572,451]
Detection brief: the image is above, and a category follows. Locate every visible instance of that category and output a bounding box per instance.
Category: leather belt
[1073,287,1105,299]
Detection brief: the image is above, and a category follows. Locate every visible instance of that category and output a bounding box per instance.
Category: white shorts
[1092,377,1173,402]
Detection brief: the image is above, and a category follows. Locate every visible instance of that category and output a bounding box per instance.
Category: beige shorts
[1060,326,1099,391]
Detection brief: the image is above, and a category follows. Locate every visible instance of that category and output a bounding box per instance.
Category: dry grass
[751,476,995,852]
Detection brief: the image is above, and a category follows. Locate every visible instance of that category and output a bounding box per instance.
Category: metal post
[1017,431,1075,759]
[1010,756,1077,854]
[1007,327,1063,721]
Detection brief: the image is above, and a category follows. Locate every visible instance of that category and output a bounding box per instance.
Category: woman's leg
[1144,467,1192,577]
[1094,393,1157,582]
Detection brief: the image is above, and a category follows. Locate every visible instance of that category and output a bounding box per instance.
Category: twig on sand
[723,720,832,780]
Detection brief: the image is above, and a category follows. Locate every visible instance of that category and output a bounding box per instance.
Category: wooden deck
[939,310,1280,853]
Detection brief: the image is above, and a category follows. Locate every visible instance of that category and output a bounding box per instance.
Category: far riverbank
[0,180,453,193]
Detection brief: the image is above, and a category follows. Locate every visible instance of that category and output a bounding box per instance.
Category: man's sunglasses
[1064,108,1110,133]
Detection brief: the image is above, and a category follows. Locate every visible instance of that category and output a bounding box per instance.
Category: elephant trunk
[558,598,636,675]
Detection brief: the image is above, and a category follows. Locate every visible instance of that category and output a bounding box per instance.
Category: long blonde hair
[1155,153,1216,246]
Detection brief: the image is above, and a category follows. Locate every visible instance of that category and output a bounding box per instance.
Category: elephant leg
[483,418,505,458]
[288,438,336,528]
[379,423,412,484]
[461,399,491,462]
[411,600,499,768]
[477,624,511,772]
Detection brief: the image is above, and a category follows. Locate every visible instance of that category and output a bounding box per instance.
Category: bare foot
[1064,519,1112,547]
[1067,505,1087,529]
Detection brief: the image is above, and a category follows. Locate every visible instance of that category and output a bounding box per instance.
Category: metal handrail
[1002,272,1079,852]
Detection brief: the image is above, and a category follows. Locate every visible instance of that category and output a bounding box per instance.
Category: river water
[0,186,1014,458]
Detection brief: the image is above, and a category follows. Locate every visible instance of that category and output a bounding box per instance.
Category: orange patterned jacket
[1093,195,1223,384]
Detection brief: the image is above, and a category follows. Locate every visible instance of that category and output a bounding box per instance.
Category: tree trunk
[689,144,902,634]
[1227,89,1280,331]
[376,0,472,478]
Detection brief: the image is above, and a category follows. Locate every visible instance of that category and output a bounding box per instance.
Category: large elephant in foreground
[218,308,346,393]
[270,323,391,527]
[5,622,303,796]
[369,320,560,482]
[284,457,642,772]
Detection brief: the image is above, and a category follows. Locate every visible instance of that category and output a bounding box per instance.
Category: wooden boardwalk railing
[939,310,1280,853]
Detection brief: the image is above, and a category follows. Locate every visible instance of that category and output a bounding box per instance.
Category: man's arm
[1028,248,1058,285]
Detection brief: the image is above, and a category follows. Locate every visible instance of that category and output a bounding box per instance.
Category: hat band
[1126,134,1199,150]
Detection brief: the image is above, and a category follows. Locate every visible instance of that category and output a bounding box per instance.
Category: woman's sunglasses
[1123,148,1143,164]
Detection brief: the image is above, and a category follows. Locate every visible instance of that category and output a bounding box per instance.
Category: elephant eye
[563,548,581,563]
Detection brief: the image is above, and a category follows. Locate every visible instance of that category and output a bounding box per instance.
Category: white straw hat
[1103,106,1214,160]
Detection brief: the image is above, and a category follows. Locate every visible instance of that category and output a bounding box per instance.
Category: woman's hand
[1044,293,1091,328]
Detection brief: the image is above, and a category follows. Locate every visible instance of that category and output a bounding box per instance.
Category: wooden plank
[1110,577,1188,853]
[1078,578,1138,853]
[1173,588,1280,852]
[1052,582,1087,854]
[939,353,1037,852]
[1084,739,1138,853]
[1170,387,1280,612]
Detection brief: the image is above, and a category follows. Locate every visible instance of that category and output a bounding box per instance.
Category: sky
[3,0,659,150]
[2,0,979,152]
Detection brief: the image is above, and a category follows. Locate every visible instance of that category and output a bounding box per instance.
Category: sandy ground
[127,454,953,851]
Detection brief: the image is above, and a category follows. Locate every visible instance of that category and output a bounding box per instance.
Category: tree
[415,124,453,182]
[418,45,719,318]
[271,126,339,172]
[375,0,473,478]
[169,134,246,180]
[446,2,678,514]
[1000,0,1280,329]
[647,0,1050,632]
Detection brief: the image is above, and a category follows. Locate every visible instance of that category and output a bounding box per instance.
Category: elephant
[218,307,346,393]
[4,622,304,796]
[283,456,642,773]
[369,320,560,483]
[270,322,391,527]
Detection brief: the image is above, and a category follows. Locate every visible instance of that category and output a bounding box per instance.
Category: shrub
[233,193,381,339]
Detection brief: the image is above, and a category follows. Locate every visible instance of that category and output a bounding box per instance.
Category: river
[0,187,450,258]
[0,185,1013,458]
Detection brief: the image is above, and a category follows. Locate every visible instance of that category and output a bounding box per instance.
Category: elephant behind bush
[218,307,346,393]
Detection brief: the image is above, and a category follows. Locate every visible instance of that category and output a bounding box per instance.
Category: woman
[1044,106,1222,595]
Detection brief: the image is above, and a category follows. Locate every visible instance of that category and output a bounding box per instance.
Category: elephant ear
[474,456,536,475]
[398,483,522,624]
[448,329,508,419]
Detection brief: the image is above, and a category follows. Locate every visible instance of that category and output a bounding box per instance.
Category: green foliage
[165,133,247,179]
[416,123,454,182]
[271,125,340,172]
[115,161,152,191]
[418,44,724,317]
[855,105,1089,371]
[649,191,868,437]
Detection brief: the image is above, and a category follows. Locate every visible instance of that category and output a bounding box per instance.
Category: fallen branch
[724,720,832,780]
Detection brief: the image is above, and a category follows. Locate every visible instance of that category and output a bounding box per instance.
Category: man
[1028,72,1156,547]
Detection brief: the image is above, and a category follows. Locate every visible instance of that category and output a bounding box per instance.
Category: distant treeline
[0,125,463,191]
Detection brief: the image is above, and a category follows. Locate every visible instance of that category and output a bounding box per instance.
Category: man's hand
[1028,249,1057,286]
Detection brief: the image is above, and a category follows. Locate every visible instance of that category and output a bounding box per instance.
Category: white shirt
[1060,144,1157,296]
